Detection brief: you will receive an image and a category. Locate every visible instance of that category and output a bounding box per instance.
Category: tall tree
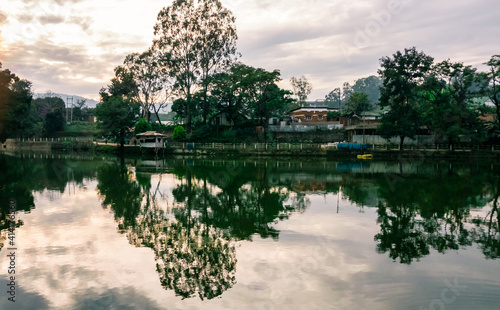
[154,0,238,130]
[124,47,171,123]
[351,75,382,106]
[325,87,342,109]
[478,55,500,139]
[246,67,294,130]
[344,92,371,116]
[95,66,141,150]
[197,0,238,125]
[290,76,312,106]
[0,63,35,142]
[325,82,354,110]
[422,60,483,148]
[377,47,434,150]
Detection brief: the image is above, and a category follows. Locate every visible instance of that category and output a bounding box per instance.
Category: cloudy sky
[0,0,498,101]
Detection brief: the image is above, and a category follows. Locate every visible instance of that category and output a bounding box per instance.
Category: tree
[345,92,371,115]
[0,63,35,142]
[325,82,354,110]
[95,67,141,150]
[72,99,87,121]
[422,60,483,148]
[134,118,152,135]
[244,66,294,130]
[325,87,342,109]
[154,0,238,130]
[478,55,500,139]
[172,125,187,141]
[32,96,66,135]
[290,76,312,106]
[124,48,171,123]
[197,0,238,125]
[377,47,434,150]
[351,75,382,106]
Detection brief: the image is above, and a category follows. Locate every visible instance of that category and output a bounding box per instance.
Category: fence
[368,143,500,152]
[168,142,323,151]
[168,142,500,152]
[13,137,94,143]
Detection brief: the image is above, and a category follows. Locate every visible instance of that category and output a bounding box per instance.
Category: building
[289,107,330,123]
[136,131,167,148]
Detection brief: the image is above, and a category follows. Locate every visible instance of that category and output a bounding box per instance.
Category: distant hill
[34,93,100,108]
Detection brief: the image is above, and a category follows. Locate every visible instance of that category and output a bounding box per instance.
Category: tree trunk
[119,128,125,152]
[399,136,405,151]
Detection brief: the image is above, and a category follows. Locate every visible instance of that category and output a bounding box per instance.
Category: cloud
[39,14,65,24]
[0,11,7,24]
[2,0,500,100]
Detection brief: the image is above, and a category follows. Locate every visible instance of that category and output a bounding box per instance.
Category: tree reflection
[471,169,500,259]
[129,211,236,300]
[374,163,499,263]
[96,159,309,300]
[96,160,143,231]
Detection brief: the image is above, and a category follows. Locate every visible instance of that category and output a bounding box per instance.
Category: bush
[134,118,152,134]
[172,125,187,141]
[189,125,211,141]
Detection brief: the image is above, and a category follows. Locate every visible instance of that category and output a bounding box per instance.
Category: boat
[357,154,373,159]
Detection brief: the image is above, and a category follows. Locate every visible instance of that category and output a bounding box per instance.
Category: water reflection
[95,159,309,299]
[1,153,499,305]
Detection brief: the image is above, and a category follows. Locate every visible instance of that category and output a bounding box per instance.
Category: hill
[34,93,100,108]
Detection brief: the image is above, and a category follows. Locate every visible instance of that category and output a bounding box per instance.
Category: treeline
[95,0,296,148]
[0,63,92,142]
[376,47,500,149]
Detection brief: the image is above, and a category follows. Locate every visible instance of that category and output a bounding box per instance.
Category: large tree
[478,55,500,139]
[123,48,171,123]
[377,47,434,149]
[154,0,238,130]
[422,60,483,148]
[351,75,382,106]
[344,92,371,116]
[0,63,35,142]
[290,76,312,106]
[95,66,141,150]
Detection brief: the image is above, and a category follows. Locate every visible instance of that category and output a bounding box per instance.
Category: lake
[0,153,499,309]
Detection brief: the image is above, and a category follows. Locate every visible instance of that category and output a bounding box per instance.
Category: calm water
[0,153,499,309]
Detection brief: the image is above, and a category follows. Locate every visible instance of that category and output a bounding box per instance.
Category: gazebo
[136,131,167,149]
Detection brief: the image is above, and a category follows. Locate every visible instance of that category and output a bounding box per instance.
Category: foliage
[172,125,187,141]
[134,118,152,135]
[44,111,65,134]
[154,0,238,129]
[290,76,312,106]
[327,110,341,120]
[477,55,500,139]
[344,92,371,115]
[207,63,294,129]
[325,76,382,110]
[123,48,170,122]
[377,47,434,149]
[0,63,35,142]
[421,60,484,146]
[96,68,141,149]
[189,124,211,141]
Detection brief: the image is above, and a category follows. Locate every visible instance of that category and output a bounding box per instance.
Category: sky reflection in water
[0,154,499,309]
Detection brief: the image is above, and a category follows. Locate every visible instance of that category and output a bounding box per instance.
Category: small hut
[136,131,167,149]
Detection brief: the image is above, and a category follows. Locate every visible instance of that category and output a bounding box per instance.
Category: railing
[14,137,94,143]
[367,144,500,151]
[165,142,500,152]
[167,142,323,150]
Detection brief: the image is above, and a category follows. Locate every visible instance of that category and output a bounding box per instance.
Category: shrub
[134,118,152,134]
[172,125,187,141]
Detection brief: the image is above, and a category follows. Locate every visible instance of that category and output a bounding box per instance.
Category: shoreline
[2,140,500,159]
